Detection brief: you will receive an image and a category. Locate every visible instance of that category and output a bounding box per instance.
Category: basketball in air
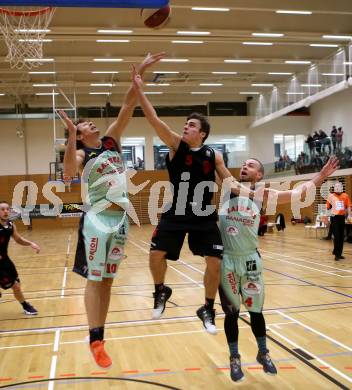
[141,4,171,29]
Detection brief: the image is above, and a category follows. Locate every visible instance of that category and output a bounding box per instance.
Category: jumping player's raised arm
[132,66,181,152]
[265,156,339,206]
[106,52,165,142]
[61,111,84,178]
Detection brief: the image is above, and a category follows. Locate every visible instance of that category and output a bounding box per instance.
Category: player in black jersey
[132,68,238,334]
[62,53,164,369]
[0,201,40,315]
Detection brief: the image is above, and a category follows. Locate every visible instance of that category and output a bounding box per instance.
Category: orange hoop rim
[0,6,53,17]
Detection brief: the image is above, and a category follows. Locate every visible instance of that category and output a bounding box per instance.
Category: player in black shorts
[132,68,241,334]
[0,201,40,315]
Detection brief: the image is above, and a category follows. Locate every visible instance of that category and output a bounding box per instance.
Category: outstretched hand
[139,52,165,74]
[320,156,339,178]
[58,110,77,136]
[30,242,40,253]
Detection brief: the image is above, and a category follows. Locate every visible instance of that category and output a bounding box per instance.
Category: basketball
[141,4,171,29]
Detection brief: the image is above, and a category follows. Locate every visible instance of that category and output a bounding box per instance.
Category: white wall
[310,87,352,147]
[248,116,311,164]
[0,115,311,175]
[0,120,26,175]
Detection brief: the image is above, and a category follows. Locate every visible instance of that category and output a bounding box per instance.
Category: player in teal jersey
[62,52,164,369]
[219,156,338,382]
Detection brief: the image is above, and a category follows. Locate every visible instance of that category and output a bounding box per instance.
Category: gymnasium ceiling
[0,0,352,109]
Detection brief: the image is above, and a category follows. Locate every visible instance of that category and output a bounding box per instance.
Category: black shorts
[150,222,223,261]
[0,257,20,289]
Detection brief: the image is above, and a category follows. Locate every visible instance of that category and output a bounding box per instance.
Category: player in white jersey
[62,53,164,369]
[219,157,338,382]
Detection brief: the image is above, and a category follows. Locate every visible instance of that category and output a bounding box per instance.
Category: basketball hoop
[0,6,55,69]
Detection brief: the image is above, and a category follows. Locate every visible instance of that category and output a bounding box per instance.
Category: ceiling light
[322,73,344,76]
[177,31,210,35]
[191,92,213,94]
[252,33,284,37]
[96,39,130,43]
[172,40,204,44]
[199,83,223,86]
[33,83,57,87]
[29,71,56,74]
[89,92,111,95]
[25,58,54,62]
[212,71,238,74]
[18,38,52,42]
[285,60,311,64]
[344,62,352,65]
[91,71,119,74]
[161,59,189,62]
[97,29,133,34]
[243,42,273,46]
[224,59,252,63]
[251,83,274,87]
[276,10,312,15]
[153,71,179,74]
[322,35,352,40]
[144,92,163,94]
[191,7,229,11]
[90,83,114,87]
[36,93,59,96]
[239,92,260,95]
[286,92,305,95]
[15,28,50,33]
[93,58,123,62]
[268,72,292,75]
[0,93,5,96]
[310,43,339,47]
[146,83,170,86]
[301,84,322,87]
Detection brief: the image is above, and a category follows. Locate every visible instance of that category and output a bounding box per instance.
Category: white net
[0,6,56,69]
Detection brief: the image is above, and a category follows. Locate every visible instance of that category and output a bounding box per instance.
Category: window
[153,135,248,169]
[153,137,169,170]
[121,137,145,170]
[274,134,305,161]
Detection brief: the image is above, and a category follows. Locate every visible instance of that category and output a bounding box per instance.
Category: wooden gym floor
[0,224,351,389]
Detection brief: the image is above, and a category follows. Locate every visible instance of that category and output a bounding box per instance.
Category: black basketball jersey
[0,221,13,258]
[162,140,217,224]
[81,136,121,166]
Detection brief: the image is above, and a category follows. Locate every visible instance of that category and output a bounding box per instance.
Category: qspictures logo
[10,157,342,234]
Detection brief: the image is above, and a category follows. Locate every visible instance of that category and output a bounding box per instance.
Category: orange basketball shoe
[90,340,112,369]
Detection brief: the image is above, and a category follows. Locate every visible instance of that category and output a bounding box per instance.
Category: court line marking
[262,249,352,274]
[0,343,52,351]
[53,330,60,352]
[129,240,203,288]
[48,355,57,390]
[264,255,346,278]
[276,310,352,352]
[0,306,291,337]
[139,240,205,277]
[60,268,68,298]
[268,326,352,384]
[66,233,72,259]
[0,323,296,351]
[139,234,352,384]
[0,282,203,298]
[265,267,352,299]
[139,238,352,300]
